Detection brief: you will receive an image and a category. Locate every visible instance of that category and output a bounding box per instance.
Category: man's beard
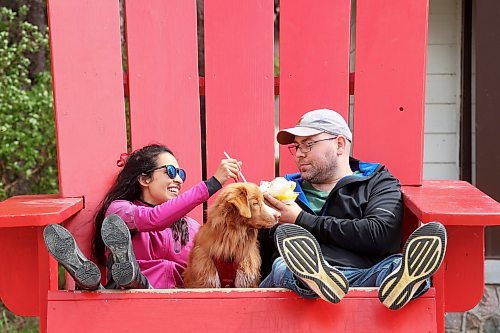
[300,151,337,184]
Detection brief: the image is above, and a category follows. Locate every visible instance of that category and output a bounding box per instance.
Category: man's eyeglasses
[148,165,186,182]
[287,137,337,155]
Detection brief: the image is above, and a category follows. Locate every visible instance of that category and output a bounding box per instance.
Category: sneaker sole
[378,221,447,310]
[101,214,138,288]
[275,224,349,304]
[43,224,101,290]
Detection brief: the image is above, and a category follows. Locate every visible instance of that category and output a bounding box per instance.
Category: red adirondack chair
[1,1,499,332]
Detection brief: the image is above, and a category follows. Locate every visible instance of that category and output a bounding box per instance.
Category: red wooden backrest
[47,0,127,258]
[279,0,351,173]
[205,0,275,184]
[125,0,202,219]
[47,0,428,280]
[353,1,428,185]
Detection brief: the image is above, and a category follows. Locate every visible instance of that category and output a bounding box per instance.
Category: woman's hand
[213,158,243,185]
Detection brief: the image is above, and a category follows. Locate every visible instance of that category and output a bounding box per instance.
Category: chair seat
[47,288,437,333]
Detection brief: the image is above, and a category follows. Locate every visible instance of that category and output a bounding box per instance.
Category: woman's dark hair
[92,144,184,266]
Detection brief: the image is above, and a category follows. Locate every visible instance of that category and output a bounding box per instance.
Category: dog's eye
[252,202,260,207]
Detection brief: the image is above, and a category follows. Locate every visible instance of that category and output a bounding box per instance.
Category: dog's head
[209,182,280,229]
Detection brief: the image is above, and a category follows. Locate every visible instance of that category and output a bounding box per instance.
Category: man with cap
[259,108,447,310]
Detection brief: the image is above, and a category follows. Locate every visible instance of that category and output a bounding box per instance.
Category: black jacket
[259,158,403,277]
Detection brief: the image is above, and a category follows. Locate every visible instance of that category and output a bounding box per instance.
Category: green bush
[0,308,38,333]
[0,5,58,201]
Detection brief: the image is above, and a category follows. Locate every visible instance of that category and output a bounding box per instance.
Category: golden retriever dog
[183,182,280,288]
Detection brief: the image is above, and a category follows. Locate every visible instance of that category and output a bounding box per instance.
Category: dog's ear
[228,188,251,218]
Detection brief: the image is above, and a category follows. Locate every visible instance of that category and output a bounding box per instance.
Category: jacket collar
[284,157,384,209]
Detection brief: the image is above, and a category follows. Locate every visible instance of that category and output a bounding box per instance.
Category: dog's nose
[264,203,281,221]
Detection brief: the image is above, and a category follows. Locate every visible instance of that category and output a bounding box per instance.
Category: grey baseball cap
[277,109,352,144]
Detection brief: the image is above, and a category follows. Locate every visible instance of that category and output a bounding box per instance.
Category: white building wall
[424,0,462,179]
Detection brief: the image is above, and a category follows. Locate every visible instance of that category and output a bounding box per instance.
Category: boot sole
[43,224,101,290]
[275,224,349,304]
[101,214,138,288]
[378,221,447,310]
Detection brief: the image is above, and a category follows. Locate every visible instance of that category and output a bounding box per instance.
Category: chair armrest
[0,194,83,317]
[402,180,500,226]
[402,180,500,312]
[0,194,83,228]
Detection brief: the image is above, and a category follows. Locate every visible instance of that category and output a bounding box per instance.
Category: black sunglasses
[148,164,186,182]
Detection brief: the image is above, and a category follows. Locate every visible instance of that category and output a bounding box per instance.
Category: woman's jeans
[259,254,431,299]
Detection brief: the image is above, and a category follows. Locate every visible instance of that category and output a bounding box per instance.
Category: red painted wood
[0,195,83,228]
[47,287,435,300]
[443,226,484,312]
[124,0,202,222]
[36,231,59,333]
[402,181,500,225]
[0,228,40,316]
[49,288,402,301]
[432,264,446,333]
[47,289,436,333]
[198,74,354,97]
[204,0,275,184]
[353,0,429,185]
[279,0,351,175]
[0,195,81,327]
[402,205,420,245]
[402,180,500,311]
[47,0,127,260]
[0,229,58,322]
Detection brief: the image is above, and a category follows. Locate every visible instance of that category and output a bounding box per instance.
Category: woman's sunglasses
[148,164,186,182]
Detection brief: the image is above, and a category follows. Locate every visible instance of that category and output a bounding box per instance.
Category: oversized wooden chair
[1,0,499,332]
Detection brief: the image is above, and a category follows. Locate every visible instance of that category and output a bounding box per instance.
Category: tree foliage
[0,5,57,200]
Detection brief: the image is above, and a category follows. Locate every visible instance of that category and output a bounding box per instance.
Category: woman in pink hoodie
[44,144,241,290]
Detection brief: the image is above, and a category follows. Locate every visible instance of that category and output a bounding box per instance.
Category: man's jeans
[259,254,431,299]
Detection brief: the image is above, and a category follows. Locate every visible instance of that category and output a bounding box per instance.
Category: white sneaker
[378,221,447,310]
[275,224,349,304]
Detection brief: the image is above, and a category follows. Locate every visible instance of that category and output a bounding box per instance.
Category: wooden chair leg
[37,228,59,333]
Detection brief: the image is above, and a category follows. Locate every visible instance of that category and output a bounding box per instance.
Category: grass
[0,304,38,333]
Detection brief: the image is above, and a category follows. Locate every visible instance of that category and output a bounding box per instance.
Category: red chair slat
[279,0,351,174]
[204,0,275,183]
[353,0,429,185]
[125,0,202,221]
[47,0,127,257]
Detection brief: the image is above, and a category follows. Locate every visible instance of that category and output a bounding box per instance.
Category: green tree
[0,5,57,200]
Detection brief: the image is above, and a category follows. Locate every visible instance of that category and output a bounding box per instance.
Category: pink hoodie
[105,181,210,288]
